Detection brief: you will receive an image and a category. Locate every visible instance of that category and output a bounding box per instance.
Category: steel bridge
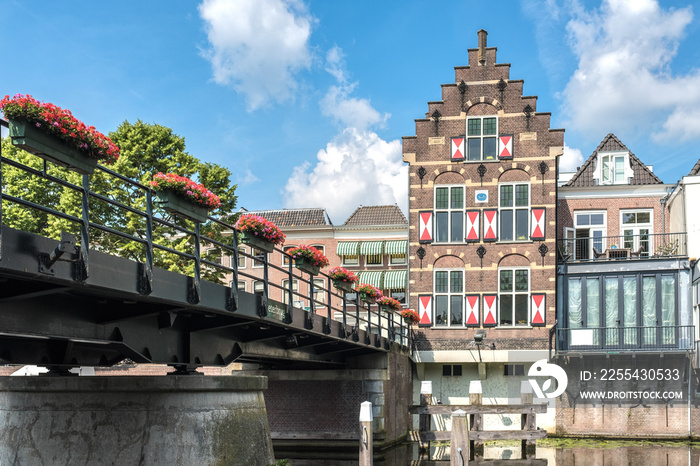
[0,120,410,373]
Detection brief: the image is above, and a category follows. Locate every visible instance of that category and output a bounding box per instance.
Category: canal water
[275,439,700,465]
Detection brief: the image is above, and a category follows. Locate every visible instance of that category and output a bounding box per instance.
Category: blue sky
[1,0,699,223]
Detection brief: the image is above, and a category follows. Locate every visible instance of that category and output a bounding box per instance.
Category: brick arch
[434,170,466,184]
[498,167,531,181]
[465,100,502,115]
[498,253,530,267]
[433,255,465,268]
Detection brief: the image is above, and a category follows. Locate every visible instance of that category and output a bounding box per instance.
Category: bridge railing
[0,118,409,349]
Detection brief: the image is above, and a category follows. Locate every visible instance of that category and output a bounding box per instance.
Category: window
[499,183,529,241]
[312,278,325,307]
[573,211,607,260]
[391,290,406,305]
[621,209,653,256]
[283,245,295,265]
[442,364,463,376]
[237,246,247,269]
[467,116,498,161]
[253,280,264,296]
[434,270,464,326]
[342,255,359,266]
[504,364,525,376]
[282,279,298,305]
[366,254,382,266]
[599,153,627,184]
[435,186,464,243]
[252,248,264,268]
[204,247,222,265]
[499,268,529,326]
[236,281,246,292]
[390,254,407,265]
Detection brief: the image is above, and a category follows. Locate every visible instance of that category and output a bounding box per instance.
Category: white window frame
[498,267,530,327]
[433,268,464,327]
[389,254,407,265]
[253,280,264,296]
[312,278,325,308]
[434,184,465,243]
[282,279,298,305]
[237,246,247,269]
[342,255,359,266]
[573,210,607,258]
[596,151,632,185]
[466,115,498,162]
[252,248,264,268]
[620,209,653,254]
[498,182,530,242]
[236,280,246,292]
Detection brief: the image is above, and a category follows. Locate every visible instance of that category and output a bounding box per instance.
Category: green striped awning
[358,271,383,288]
[336,241,359,256]
[385,240,407,255]
[383,270,407,289]
[360,241,384,255]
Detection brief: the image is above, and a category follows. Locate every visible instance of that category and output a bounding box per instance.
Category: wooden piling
[520,381,537,458]
[419,381,432,451]
[469,380,484,457]
[450,409,469,466]
[359,400,373,466]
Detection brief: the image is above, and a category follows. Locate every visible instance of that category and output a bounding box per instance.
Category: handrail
[0,129,409,350]
[557,232,687,263]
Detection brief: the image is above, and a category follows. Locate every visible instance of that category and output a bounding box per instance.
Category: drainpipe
[660,197,666,236]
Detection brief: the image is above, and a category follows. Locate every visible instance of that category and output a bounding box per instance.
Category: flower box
[8,119,98,175]
[294,257,320,276]
[156,191,209,223]
[240,231,275,254]
[359,292,376,304]
[333,279,355,293]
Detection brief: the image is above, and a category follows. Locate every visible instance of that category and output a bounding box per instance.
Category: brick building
[402,30,563,429]
[232,205,408,323]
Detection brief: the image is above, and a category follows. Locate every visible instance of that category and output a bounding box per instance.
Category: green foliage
[1,120,238,284]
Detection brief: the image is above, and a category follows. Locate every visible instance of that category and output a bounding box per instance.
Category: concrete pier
[0,375,274,466]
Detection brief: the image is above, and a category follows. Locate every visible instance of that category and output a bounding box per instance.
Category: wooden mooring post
[469,380,484,457]
[359,401,373,466]
[450,409,469,466]
[520,381,537,458]
[419,380,432,451]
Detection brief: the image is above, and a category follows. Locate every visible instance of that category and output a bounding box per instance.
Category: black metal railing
[556,326,694,353]
[557,232,687,263]
[0,118,410,350]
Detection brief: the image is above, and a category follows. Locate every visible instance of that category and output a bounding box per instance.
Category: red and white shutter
[498,134,513,159]
[483,294,497,326]
[418,294,433,326]
[465,210,480,242]
[451,136,465,162]
[530,207,546,240]
[419,211,433,243]
[531,293,546,326]
[465,295,480,327]
[483,209,498,242]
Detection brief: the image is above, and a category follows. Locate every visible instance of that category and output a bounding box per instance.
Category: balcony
[557,232,687,263]
[556,325,695,353]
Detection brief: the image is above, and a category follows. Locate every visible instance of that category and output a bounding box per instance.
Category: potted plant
[400,308,420,325]
[356,283,382,304]
[287,245,329,276]
[378,296,402,312]
[235,214,285,253]
[328,266,358,292]
[1,94,119,174]
[150,172,221,223]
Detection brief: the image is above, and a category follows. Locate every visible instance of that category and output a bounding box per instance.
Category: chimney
[478,29,487,65]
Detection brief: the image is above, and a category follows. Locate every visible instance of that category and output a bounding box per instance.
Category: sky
[1,0,699,224]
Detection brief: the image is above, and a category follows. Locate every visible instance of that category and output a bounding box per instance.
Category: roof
[241,208,332,227]
[343,205,408,226]
[564,134,663,187]
[688,159,700,176]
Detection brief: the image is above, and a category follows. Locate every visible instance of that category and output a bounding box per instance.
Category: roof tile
[343,205,407,226]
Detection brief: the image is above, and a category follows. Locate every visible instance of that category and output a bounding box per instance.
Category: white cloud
[562,0,700,141]
[284,128,407,222]
[284,46,406,222]
[237,168,260,187]
[559,144,585,173]
[198,0,313,111]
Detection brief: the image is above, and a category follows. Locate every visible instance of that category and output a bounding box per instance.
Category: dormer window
[596,151,632,185]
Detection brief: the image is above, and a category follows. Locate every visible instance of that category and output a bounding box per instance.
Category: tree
[1,119,238,284]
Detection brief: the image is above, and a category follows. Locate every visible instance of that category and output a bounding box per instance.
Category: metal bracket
[39,232,78,275]
[138,262,153,295]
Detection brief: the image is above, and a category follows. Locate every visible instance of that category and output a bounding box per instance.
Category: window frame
[237,246,247,269]
[434,184,465,244]
[282,279,299,305]
[389,254,407,265]
[433,268,465,327]
[498,182,531,242]
[252,248,265,268]
[466,115,498,162]
[498,267,531,327]
[365,254,383,267]
[342,255,359,266]
[598,152,627,185]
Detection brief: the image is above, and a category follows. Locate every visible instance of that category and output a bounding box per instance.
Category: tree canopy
[1,119,238,284]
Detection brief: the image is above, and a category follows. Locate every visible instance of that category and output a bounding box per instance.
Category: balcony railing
[556,326,695,353]
[557,232,687,263]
